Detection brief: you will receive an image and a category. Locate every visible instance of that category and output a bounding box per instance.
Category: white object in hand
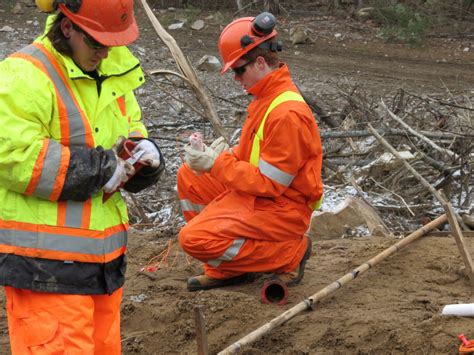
[441,303,474,317]
[103,158,134,193]
[131,140,161,168]
[189,132,204,151]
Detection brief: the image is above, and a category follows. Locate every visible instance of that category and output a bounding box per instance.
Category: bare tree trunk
[264,0,280,14]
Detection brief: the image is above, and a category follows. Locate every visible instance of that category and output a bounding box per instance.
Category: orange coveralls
[178,64,323,279]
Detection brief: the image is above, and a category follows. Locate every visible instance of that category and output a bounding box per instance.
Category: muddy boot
[187,273,250,291]
[277,236,312,287]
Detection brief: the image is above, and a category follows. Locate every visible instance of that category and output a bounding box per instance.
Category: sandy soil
[0,2,473,354]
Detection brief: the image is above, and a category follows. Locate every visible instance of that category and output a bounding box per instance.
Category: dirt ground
[0,2,473,354]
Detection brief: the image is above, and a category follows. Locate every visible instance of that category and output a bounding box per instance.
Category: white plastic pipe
[442,304,474,317]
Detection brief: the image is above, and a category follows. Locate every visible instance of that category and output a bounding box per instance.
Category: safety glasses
[231,58,256,76]
[72,24,107,50]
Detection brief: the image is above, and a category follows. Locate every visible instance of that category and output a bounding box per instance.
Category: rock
[11,2,23,14]
[168,100,184,115]
[356,7,376,21]
[168,22,184,30]
[289,26,309,45]
[0,26,15,32]
[191,19,205,31]
[20,0,35,6]
[196,55,221,72]
[307,197,392,239]
[462,214,474,229]
[355,151,414,180]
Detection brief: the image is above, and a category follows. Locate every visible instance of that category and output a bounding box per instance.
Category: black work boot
[277,236,312,287]
[187,274,250,291]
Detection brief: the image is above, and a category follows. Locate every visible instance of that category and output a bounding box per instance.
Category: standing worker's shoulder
[0,55,53,97]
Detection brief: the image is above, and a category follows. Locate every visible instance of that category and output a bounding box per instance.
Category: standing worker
[0,0,164,353]
[178,13,323,291]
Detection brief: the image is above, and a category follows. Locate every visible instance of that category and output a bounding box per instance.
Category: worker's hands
[103,158,135,193]
[209,136,229,155]
[184,144,218,173]
[112,136,127,155]
[132,139,161,169]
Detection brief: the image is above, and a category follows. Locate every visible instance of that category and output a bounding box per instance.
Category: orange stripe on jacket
[116,96,127,117]
[49,146,70,201]
[11,51,71,146]
[24,139,49,196]
[81,199,92,230]
[57,201,67,227]
[33,43,94,148]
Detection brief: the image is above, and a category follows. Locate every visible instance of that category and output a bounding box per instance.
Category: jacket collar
[247,63,292,99]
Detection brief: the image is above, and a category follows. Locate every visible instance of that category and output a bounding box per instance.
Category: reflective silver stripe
[208,238,245,267]
[180,199,205,213]
[64,201,84,228]
[128,131,143,138]
[19,45,87,146]
[0,229,127,255]
[258,159,295,187]
[34,140,62,200]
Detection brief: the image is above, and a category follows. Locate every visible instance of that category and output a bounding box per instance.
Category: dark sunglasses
[231,58,256,76]
[72,24,107,50]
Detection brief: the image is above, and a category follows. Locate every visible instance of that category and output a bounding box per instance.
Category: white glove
[132,139,161,168]
[210,136,229,155]
[184,144,218,173]
[103,158,135,193]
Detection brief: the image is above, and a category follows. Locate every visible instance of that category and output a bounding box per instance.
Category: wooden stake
[218,214,448,354]
[194,306,209,355]
[444,202,474,286]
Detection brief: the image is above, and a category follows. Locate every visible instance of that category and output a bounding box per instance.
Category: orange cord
[142,240,194,273]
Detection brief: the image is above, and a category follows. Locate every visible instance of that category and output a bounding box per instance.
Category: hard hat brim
[60,4,139,47]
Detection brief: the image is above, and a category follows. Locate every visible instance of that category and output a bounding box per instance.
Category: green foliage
[374,3,429,45]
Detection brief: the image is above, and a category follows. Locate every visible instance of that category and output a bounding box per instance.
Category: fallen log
[319,128,470,140]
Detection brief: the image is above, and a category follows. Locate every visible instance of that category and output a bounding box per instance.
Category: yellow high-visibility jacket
[0,24,148,294]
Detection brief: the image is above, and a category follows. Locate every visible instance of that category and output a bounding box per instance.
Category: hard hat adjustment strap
[258,40,282,52]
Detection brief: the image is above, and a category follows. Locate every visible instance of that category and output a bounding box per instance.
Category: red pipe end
[261,279,289,305]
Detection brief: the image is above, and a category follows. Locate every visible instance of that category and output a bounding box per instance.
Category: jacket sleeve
[210,107,314,198]
[125,91,148,139]
[0,58,117,202]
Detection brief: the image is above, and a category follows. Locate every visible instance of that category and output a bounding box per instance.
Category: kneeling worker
[178,12,323,291]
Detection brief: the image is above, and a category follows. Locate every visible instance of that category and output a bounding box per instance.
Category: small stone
[11,2,23,14]
[191,19,205,31]
[168,22,184,30]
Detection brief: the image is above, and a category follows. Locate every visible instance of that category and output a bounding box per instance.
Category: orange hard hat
[58,0,139,47]
[218,12,279,74]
